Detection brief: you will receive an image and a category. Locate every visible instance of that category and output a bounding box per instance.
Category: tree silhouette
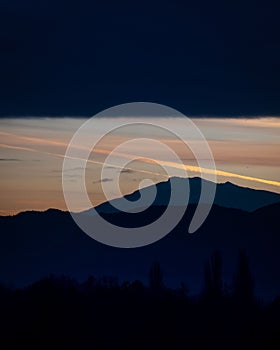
[149,262,163,292]
[203,259,212,297]
[233,249,254,305]
[203,251,223,301]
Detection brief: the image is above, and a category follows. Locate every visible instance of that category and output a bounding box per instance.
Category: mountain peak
[92,177,280,215]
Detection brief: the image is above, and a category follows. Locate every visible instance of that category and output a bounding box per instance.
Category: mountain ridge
[0,201,279,299]
[91,177,280,215]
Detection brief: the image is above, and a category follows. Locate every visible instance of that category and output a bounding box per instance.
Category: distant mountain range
[0,178,279,300]
[92,177,280,214]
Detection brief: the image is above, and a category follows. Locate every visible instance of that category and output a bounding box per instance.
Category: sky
[0,116,279,215]
[0,0,280,116]
[0,1,279,214]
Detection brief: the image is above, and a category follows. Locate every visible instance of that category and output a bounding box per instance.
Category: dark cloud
[52,167,84,174]
[92,178,113,184]
[104,166,118,170]
[120,169,135,174]
[0,0,279,117]
[64,174,81,179]
[0,158,22,162]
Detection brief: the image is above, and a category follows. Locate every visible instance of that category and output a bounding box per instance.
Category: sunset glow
[1,117,280,215]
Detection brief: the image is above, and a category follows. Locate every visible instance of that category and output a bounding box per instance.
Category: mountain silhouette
[90,177,280,215]
[0,178,279,300]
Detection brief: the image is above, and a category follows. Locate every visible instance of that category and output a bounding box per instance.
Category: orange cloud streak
[1,134,280,189]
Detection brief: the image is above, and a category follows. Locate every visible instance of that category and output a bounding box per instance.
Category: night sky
[0,0,280,117]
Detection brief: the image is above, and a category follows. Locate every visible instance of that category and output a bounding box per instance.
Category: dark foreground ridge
[0,201,279,299]
[1,255,280,350]
[0,179,280,348]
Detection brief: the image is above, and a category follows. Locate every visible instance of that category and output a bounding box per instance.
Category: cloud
[64,174,81,178]
[1,132,280,190]
[92,178,113,184]
[105,165,117,169]
[52,167,84,174]
[0,1,280,117]
[120,169,135,174]
[0,158,22,162]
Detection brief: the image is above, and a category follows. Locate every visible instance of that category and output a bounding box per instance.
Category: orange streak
[1,134,280,188]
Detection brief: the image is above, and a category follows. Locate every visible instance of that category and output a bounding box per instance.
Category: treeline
[0,251,280,349]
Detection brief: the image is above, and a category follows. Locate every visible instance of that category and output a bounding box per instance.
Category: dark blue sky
[0,0,279,117]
